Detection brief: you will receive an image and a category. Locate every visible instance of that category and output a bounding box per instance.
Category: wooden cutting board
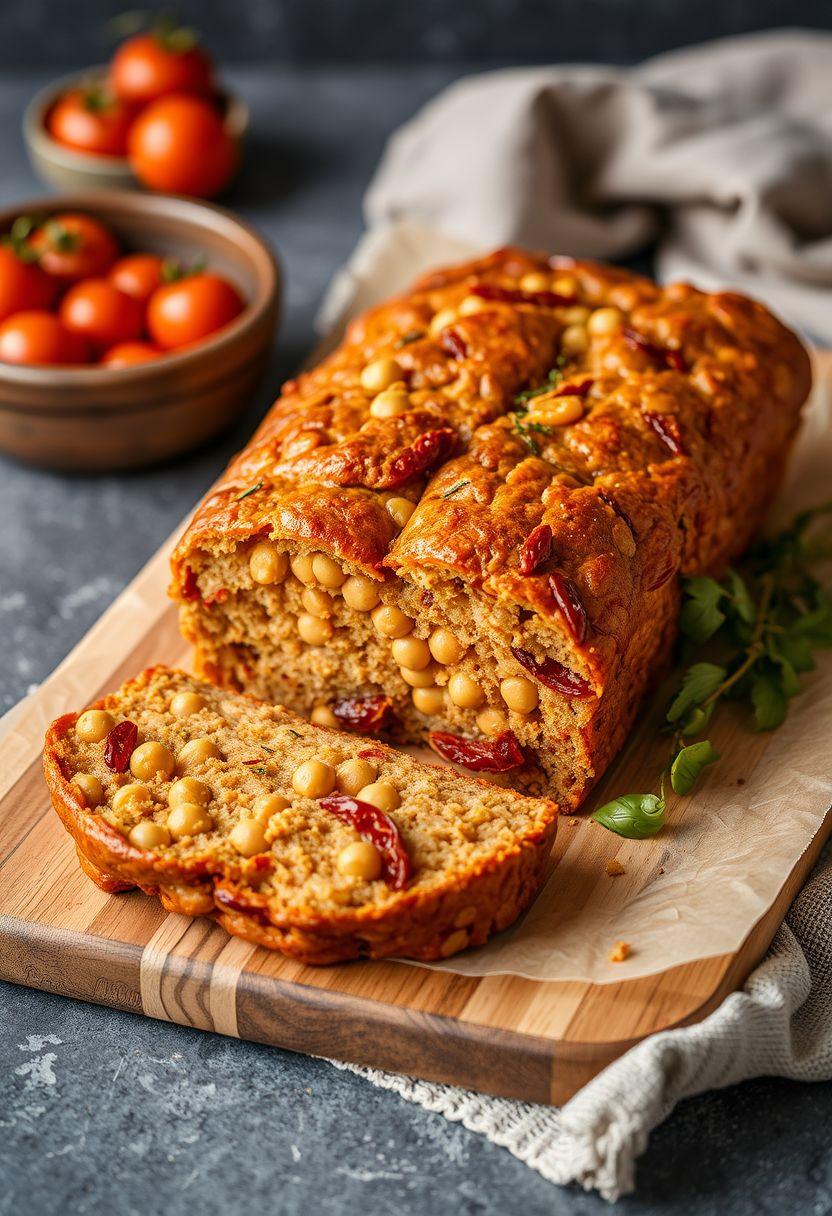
[2,519,830,1105]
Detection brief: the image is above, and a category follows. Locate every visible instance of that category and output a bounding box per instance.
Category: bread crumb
[609,940,631,963]
[605,858,625,877]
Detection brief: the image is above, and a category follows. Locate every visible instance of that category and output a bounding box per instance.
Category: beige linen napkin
[365,29,832,342]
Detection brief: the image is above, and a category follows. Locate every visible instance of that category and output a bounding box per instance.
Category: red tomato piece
[0,246,56,323]
[127,95,237,198]
[147,273,243,349]
[100,341,161,368]
[0,311,88,366]
[108,253,165,302]
[110,30,215,105]
[47,86,135,157]
[60,279,145,352]
[28,214,119,283]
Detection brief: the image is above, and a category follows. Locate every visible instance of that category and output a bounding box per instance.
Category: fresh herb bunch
[593,502,832,840]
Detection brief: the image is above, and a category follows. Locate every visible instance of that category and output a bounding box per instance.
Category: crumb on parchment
[605,858,625,877]
[609,941,631,963]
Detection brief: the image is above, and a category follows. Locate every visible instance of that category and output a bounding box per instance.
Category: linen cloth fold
[331,30,832,1200]
[365,29,832,342]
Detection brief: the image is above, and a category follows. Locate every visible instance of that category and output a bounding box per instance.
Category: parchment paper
[320,221,832,984]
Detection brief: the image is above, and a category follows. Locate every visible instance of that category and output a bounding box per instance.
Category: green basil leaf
[751,672,788,731]
[790,593,832,647]
[667,662,726,724]
[670,740,719,795]
[680,701,715,737]
[592,793,666,840]
[776,631,815,674]
[679,577,726,644]
[770,652,800,698]
[724,568,755,626]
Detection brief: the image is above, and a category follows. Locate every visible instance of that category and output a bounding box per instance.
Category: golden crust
[43,667,558,965]
[168,247,811,806]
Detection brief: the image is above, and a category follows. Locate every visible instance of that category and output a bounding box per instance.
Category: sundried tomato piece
[621,327,686,372]
[439,328,468,360]
[518,523,553,576]
[555,378,594,398]
[332,694,397,735]
[319,793,411,889]
[643,410,687,456]
[598,490,637,535]
[103,720,138,773]
[511,647,593,698]
[181,567,200,601]
[386,427,456,488]
[471,283,577,307]
[548,572,588,645]
[428,729,525,772]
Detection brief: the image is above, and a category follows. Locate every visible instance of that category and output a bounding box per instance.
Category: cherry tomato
[110,31,214,105]
[60,279,145,351]
[147,273,244,349]
[47,86,135,157]
[0,245,56,322]
[101,341,161,368]
[28,214,119,283]
[128,95,237,198]
[0,311,88,366]
[109,253,165,302]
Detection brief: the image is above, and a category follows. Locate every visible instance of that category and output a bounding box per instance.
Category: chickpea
[370,386,410,419]
[458,294,490,316]
[176,738,221,775]
[552,274,579,296]
[429,307,458,336]
[253,793,289,822]
[561,305,591,326]
[297,613,333,646]
[587,306,623,336]
[391,636,431,670]
[400,665,437,689]
[385,497,416,529]
[72,773,103,807]
[476,707,508,737]
[428,628,466,665]
[249,541,288,585]
[412,686,445,715]
[371,604,414,638]
[528,397,584,427]
[290,553,317,586]
[336,840,382,880]
[129,820,171,850]
[342,575,380,612]
[500,676,539,714]
[168,777,212,808]
[75,709,114,743]
[229,819,269,857]
[311,553,346,589]
[170,691,206,717]
[292,759,336,798]
[167,803,214,840]
[519,272,550,293]
[356,781,400,812]
[360,356,403,394]
[336,758,377,797]
[112,783,152,814]
[448,672,485,709]
[302,586,333,618]
[561,324,588,355]
[130,741,175,782]
[311,704,339,728]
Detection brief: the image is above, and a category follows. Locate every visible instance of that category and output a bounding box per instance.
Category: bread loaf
[43,666,557,963]
[170,248,811,809]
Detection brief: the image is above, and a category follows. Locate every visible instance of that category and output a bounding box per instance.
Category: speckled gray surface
[3,65,832,1215]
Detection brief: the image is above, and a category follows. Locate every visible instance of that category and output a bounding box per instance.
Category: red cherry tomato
[147,273,244,349]
[47,86,135,157]
[0,311,88,366]
[110,31,214,105]
[0,245,56,322]
[127,95,237,198]
[28,214,119,283]
[108,253,165,302]
[101,341,161,368]
[60,279,145,352]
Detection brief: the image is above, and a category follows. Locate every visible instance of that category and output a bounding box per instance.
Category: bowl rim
[23,65,250,175]
[0,189,279,394]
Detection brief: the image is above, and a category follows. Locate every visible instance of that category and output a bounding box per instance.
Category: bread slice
[169,247,811,810]
[43,666,558,964]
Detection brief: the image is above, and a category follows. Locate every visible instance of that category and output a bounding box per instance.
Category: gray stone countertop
[2,64,831,1216]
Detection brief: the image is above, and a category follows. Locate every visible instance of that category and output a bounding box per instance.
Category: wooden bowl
[0,192,279,472]
[23,68,249,194]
